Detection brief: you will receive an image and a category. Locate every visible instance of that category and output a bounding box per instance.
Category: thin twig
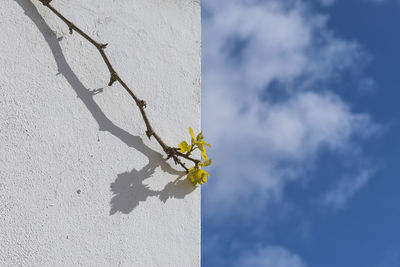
[176,152,201,164]
[37,0,194,172]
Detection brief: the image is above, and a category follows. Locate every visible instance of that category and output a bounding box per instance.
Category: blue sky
[202,0,400,266]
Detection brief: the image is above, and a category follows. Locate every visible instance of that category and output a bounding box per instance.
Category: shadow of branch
[16,0,194,215]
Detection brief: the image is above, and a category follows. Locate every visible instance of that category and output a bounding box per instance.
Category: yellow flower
[177,127,212,186]
[187,166,210,186]
[178,141,189,153]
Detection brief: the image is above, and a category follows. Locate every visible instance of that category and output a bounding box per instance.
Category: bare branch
[37,0,199,172]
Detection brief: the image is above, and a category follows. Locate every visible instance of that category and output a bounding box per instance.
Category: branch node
[166,147,174,155]
[139,100,147,108]
[166,147,181,166]
[69,27,73,35]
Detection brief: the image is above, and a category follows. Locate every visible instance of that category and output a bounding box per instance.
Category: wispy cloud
[203,0,378,219]
[322,169,375,209]
[234,246,308,267]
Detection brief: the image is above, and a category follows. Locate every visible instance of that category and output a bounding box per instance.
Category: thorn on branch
[40,0,52,6]
[66,22,74,35]
[108,72,118,86]
[146,130,153,138]
[96,43,108,50]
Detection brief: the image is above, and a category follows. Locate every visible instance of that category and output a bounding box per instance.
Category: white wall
[0,0,201,266]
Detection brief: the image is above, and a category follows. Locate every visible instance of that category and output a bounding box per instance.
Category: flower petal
[189,127,195,143]
[196,131,204,141]
[199,158,212,167]
[201,150,208,160]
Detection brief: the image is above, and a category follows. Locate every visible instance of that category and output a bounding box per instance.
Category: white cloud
[234,246,308,267]
[202,0,378,218]
[322,169,375,209]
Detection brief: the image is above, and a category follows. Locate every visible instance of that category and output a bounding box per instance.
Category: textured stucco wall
[0,0,201,266]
